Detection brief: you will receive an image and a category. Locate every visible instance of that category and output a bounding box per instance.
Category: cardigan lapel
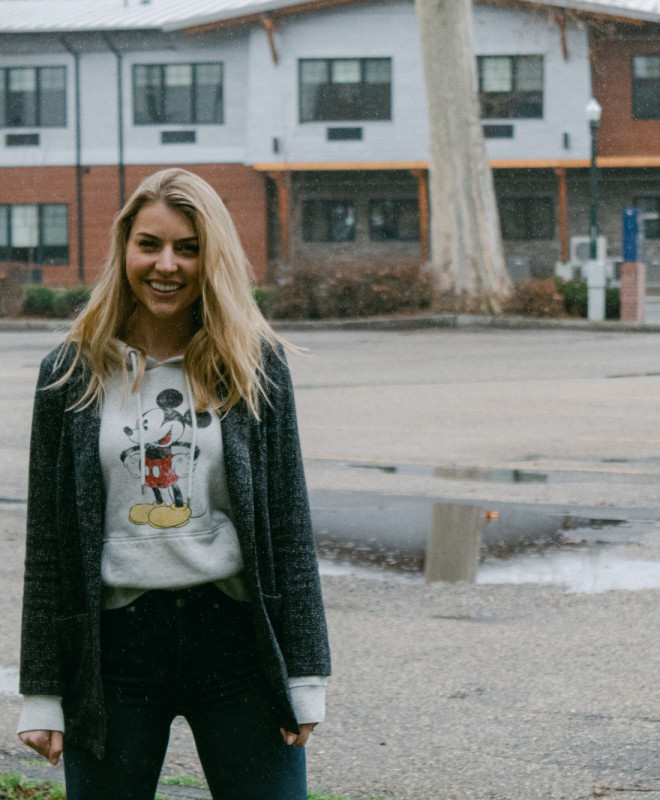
[221,402,260,594]
[71,403,105,592]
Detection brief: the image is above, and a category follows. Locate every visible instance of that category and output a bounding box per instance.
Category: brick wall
[0,163,267,287]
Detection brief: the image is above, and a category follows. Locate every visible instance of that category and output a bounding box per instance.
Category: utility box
[622,207,645,263]
[621,207,646,323]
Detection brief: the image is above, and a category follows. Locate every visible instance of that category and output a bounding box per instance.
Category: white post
[587,259,607,321]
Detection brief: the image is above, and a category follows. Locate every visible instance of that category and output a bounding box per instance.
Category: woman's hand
[280,722,317,747]
[18,730,63,766]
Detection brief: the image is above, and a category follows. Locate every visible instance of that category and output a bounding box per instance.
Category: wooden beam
[411,169,430,262]
[254,160,430,171]
[554,11,569,60]
[256,155,660,173]
[267,171,291,264]
[554,167,569,263]
[261,15,279,64]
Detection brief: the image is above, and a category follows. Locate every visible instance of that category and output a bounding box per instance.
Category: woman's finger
[280,723,317,747]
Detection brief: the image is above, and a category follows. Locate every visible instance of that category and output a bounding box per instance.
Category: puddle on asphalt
[313,496,660,594]
[350,462,547,482]
[345,460,660,485]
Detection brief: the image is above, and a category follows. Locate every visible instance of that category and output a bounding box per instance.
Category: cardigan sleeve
[19,348,69,696]
[263,344,331,680]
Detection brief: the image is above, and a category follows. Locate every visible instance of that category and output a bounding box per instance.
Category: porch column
[411,168,430,261]
[554,167,569,263]
[267,170,291,264]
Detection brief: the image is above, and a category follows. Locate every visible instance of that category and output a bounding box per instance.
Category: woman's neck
[122,310,196,361]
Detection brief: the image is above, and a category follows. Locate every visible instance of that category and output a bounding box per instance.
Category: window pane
[7,68,37,126]
[332,60,361,84]
[164,64,192,123]
[300,60,328,85]
[134,65,162,124]
[194,63,223,124]
[635,197,660,239]
[0,71,5,127]
[633,57,660,119]
[516,56,543,90]
[500,197,554,240]
[634,56,660,78]
[302,200,356,242]
[12,205,38,247]
[41,205,68,245]
[39,67,66,126]
[479,55,542,118]
[0,206,8,247]
[365,59,391,84]
[300,58,391,122]
[396,200,420,240]
[370,199,419,241]
[481,57,512,92]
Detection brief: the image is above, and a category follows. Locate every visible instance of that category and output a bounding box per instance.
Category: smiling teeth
[150,282,180,293]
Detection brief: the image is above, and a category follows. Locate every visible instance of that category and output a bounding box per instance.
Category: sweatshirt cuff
[288,676,328,725]
[17,695,64,735]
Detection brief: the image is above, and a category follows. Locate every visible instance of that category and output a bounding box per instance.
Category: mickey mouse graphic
[121,388,212,529]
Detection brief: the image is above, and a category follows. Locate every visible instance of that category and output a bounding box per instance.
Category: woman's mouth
[148,281,182,293]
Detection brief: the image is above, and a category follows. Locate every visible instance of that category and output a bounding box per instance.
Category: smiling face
[125,201,201,327]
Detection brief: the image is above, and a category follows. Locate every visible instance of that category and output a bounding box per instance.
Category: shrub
[22,286,56,317]
[557,278,588,317]
[504,278,565,318]
[52,285,92,318]
[554,278,620,319]
[270,261,433,319]
[605,286,620,320]
[251,284,279,318]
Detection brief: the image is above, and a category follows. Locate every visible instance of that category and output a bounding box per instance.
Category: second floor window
[478,56,543,119]
[0,203,69,264]
[299,58,391,123]
[632,56,660,119]
[0,67,66,128]
[133,63,224,125]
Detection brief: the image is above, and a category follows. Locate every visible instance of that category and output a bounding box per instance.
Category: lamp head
[585,97,602,125]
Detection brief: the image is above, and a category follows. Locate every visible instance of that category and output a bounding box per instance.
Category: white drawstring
[183,373,197,505]
[128,349,146,496]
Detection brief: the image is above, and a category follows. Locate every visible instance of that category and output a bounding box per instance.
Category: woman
[17,168,331,800]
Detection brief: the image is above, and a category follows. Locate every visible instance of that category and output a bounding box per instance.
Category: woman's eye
[137,240,157,250]
[178,243,199,256]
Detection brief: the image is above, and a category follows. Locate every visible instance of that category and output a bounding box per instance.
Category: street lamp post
[585,98,604,320]
[586,98,602,260]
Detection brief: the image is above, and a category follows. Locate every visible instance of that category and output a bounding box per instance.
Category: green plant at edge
[0,771,65,799]
[161,773,202,786]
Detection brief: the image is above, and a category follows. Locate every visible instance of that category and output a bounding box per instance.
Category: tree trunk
[415,0,511,311]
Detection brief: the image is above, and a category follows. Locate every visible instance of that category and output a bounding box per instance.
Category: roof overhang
[165,0,660,33]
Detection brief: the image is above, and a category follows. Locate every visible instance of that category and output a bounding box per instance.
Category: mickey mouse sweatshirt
[18,345,326,734]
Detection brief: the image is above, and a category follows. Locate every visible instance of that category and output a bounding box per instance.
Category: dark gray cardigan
[19,342,331,759]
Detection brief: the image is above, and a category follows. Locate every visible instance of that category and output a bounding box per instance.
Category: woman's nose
[155,245,177,272]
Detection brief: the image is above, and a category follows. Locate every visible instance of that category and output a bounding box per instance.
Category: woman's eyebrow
[133,232,198,243]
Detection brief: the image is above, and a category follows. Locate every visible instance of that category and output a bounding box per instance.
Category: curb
[2,313,660,334]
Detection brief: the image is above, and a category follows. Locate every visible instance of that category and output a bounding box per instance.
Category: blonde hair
[56,168,282,418]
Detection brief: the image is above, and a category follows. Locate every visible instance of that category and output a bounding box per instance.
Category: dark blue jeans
[63,584,306,800]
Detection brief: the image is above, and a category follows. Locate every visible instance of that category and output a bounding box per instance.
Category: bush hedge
[22,285,92,318]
